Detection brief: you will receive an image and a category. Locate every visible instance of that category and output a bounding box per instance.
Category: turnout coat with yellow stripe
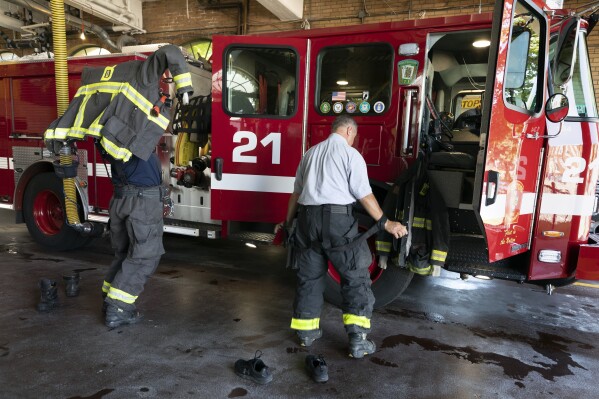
[376,156,450,271]
[44,44,193,162]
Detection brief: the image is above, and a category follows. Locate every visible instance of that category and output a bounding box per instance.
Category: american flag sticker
[332,91,346,101]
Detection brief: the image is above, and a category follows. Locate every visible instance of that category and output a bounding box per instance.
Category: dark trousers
[292,205,375,334]
[103,186,165,311]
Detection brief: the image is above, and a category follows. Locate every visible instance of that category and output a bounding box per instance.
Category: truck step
[445,235,527,282]
[589,233,599,244]
[228,231,276,245]
[163,219,222,239]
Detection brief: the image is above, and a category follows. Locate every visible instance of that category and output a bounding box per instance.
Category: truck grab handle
[486,170,499,206]
[215,157,223,181]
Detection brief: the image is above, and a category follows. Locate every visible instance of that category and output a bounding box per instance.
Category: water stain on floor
[380,331,589,382]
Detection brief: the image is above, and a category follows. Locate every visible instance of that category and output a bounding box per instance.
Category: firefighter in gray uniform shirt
[276,115,407,358]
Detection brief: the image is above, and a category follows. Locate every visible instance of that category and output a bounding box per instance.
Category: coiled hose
[51,0,79,226]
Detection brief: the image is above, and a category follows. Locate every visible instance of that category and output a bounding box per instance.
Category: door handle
[486,170,499,206]
[214,157,223,181]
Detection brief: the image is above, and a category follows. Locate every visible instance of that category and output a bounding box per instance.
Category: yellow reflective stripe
[431,250,447,262]
[343,314,371,329]
[49,127,70,140]
[75,82,122,97]
[413,217,425,228]
[409,264,433,275]
[106,287,138,304]
[102,281,111,293]
[290,318,320,330]
[73,94,93,129]
[426,219,432,231]
[376,241,391,252]
[66,127,88,139]
[121,84,170,130]
[173,72,192,90]
[44,128,56,139]
[101,136,133,162]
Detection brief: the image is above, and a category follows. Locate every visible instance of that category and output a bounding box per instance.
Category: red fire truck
[0,0,597,307]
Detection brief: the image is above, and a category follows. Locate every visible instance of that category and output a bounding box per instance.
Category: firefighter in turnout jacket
[44,45,193,327]
[45,44,193,162]
[275,115,408,359]
[376,156,450,275]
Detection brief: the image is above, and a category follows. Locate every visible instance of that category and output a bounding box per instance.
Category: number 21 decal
[562,156,598,183]
[232,131,281,164]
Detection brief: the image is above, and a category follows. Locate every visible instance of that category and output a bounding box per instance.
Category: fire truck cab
[0,0,597,307]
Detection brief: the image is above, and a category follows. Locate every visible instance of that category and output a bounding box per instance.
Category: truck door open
[474,0,549,262]
[211,37,308,224]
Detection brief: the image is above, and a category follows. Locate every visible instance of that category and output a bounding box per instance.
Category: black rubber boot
[348,333,376,359]
[63,272,80,297]
[36,278,58,312]
[105,304,143,328]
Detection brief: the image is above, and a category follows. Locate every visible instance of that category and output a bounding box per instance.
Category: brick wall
[140,0,598,101]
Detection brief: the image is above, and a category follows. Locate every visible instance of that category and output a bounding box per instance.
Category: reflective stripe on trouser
[343,314,371,329]
[292,205,374,334]
[290,318,320,330]
[102,280,111,294]
[104,191,165,311]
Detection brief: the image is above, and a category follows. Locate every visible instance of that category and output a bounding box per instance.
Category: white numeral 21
[232,131,281,164]
[562,156,598,183]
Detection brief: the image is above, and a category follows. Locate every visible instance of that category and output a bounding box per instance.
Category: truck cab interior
[424,29,491,235]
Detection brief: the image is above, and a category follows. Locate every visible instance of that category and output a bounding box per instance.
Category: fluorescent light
[336,80,348,86]
[245,242,257,249]
[473,39,490,48]
[474,275,492,280]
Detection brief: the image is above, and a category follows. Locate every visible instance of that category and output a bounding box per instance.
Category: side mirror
[545,93,569,123]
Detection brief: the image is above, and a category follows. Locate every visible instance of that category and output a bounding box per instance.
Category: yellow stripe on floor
[574,282,599,289]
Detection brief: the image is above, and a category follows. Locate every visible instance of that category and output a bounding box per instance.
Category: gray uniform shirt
[294,133,372,205]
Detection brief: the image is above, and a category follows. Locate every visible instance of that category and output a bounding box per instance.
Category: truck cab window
[503,0,545,113]
[317,44,393,115]
[224,47,297,117]
[567,31,597,118]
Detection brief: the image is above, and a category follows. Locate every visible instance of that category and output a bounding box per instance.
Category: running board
[445,235,527,282]
[163,219,221,239]
[228,231,276,245]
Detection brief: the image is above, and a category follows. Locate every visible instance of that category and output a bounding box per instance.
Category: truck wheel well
[14,161,54,213]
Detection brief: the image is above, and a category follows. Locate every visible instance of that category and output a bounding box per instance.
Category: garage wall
[140,0,599,101]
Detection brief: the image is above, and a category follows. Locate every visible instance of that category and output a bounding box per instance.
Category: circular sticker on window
[345,101,356,113]
[320,102,331,113]
[333,102,344,113]
[373,101,385,114]
[359,101,370,113]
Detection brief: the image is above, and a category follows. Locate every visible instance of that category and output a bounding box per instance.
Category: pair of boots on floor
[297,328,376,359]
[36,274,80,312]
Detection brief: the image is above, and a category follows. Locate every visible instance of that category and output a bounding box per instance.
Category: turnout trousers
[102,186,165,311]
[291,204,375,335]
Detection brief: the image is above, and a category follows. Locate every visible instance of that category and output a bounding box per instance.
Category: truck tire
[323,213,414,309]
[23,172,90,251]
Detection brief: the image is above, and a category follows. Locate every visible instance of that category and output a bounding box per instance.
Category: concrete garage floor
[0,209,598,399]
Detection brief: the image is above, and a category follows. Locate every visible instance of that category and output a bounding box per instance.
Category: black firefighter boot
[348,333,376,359]
[105,304,143,328]
[63,272,80,297]
[36,278,58,312]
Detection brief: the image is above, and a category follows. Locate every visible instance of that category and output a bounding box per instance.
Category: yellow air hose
[51,0,79,226]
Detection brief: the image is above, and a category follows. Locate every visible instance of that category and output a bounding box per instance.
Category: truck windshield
[569,31,598,118]
[551,27,598,118]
